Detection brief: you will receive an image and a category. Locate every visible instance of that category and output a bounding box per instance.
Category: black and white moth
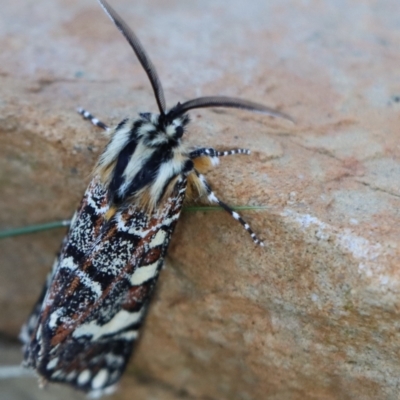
[20,0,292,397]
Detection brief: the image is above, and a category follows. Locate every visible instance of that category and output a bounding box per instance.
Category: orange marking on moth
[66,277,81,296]
[185,171,208,202]
[123,285,152,310]
[51,325,72,346]
[193,155,213,173]
[105,206,117,221]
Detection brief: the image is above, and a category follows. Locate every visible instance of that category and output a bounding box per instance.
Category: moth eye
[175,126,184,138]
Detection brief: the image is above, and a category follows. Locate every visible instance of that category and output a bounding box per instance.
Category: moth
[20,0,292,397]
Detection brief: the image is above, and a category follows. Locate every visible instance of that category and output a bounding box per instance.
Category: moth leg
[190,147,250,160]
[77,107,110,132]
[195,171,264,246]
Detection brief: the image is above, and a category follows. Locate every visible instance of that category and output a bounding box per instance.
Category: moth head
[138,112,190,147]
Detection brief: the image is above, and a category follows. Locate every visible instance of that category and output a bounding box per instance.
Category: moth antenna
[168,96,294,123]
[98,0,167,115]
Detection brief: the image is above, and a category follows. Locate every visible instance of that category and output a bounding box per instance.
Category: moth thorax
[101,113,192,209]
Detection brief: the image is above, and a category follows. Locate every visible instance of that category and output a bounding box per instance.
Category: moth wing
[23,176,186,395]
[21,178,108,349]
[20,258,62,347]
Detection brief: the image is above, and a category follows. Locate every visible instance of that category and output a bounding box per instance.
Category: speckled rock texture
[1,0,399,399]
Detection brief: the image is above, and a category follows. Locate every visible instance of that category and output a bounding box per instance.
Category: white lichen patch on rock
[281,209,392,287]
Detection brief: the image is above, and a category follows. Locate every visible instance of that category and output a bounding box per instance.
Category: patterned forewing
[20,179,107,352]
[23,176,187,394]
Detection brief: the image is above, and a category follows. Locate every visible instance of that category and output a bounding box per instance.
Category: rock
[0,0,399,399]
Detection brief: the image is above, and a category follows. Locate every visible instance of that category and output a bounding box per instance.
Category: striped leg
[77,108,110,131]
[196,171,264,247]
[190,147,250,160]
